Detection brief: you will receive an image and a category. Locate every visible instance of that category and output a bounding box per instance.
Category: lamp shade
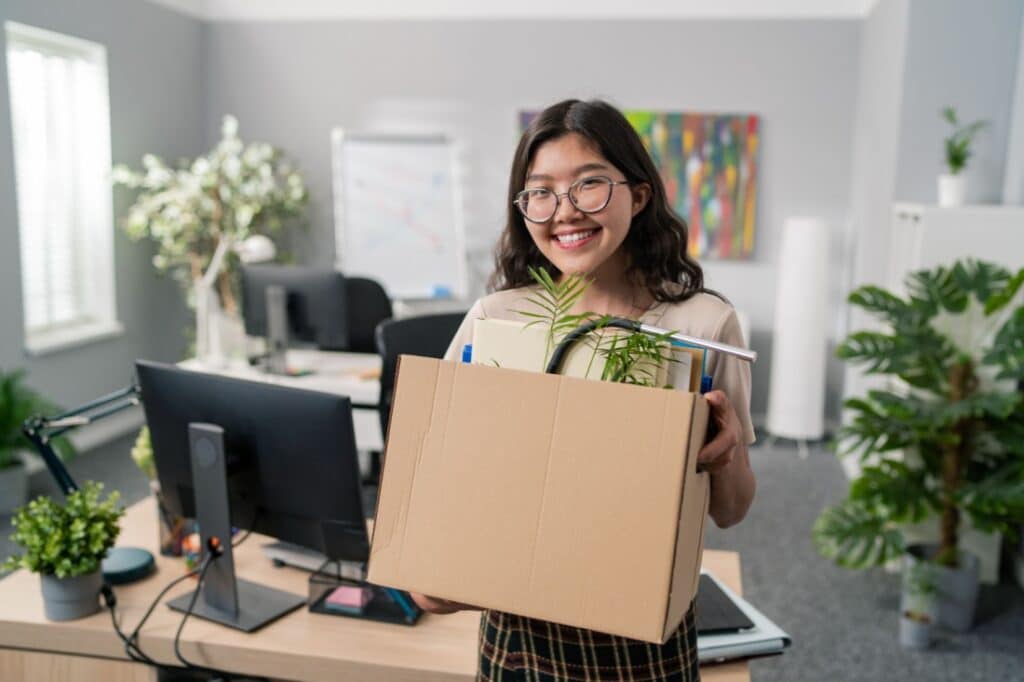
[766,217,829,440]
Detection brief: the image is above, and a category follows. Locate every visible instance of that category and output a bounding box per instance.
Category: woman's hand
[410,592,480,614]
[698,390,755,528]
[697,390,742,474]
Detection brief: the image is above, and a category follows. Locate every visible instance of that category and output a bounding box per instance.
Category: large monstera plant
[814,259,1024,570]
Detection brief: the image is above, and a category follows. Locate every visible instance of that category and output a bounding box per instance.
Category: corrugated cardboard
[368,355,711,643]
[471,318,696,391]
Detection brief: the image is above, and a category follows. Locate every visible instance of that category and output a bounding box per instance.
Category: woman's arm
[697,390,756,528]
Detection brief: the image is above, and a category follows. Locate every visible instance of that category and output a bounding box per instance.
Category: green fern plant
[516,266,676,386]
[813,259,1024,570]
[941,107,988,175]
[0,370,74,470]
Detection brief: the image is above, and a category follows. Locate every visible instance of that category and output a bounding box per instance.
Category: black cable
[102,567,198,669]
[544,317,641,375]
[173,552,229,678]
[231,509,260,549]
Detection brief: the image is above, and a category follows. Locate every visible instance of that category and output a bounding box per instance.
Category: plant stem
[939,358,973,568]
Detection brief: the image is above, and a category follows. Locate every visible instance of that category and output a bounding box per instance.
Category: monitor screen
[240,264,349,351]
[136,360,369,562]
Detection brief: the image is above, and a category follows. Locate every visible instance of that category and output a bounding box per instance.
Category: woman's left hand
[697,390,742,475]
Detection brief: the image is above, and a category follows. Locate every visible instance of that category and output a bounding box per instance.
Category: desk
[180,349,384,452]
[0,500,749,682]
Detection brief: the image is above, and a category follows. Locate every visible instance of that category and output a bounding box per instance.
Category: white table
[179,349,384,452]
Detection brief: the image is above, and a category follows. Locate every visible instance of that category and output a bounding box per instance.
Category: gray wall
[0,0,201,408]
[202,19,862,421]
[895,0,1024,204]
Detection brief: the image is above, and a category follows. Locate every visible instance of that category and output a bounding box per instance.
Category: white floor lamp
[766,217,830,458]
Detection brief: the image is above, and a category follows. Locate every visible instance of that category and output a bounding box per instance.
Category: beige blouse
[443,287,756,445]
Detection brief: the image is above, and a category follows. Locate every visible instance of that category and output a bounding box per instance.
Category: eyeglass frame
[513,175,632,224]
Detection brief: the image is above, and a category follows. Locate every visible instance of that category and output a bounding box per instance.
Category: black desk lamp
[22,384,156,585]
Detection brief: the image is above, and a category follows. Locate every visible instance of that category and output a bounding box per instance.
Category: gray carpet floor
[3,436,1022,681]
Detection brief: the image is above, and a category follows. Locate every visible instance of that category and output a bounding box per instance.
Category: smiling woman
[410,99,757,682]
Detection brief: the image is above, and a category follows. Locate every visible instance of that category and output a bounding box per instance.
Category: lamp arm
[22,384,141,498]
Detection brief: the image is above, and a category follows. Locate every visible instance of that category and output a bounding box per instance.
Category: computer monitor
[240,265,349,370]
[136,359,370,631]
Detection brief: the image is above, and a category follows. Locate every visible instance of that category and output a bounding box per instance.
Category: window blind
[5,22,117,350]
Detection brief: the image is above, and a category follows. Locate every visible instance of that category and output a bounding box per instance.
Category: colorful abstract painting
[518,110,760,260]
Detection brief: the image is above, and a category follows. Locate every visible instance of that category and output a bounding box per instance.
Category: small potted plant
[900,556,938,649]
[0,369,74,515]
[938,106,988,206]
[2,482,125,621]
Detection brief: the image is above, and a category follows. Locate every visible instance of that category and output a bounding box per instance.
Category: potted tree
[814,259,1024,633]
[112,114,308,361]
[937,106,988,207]
[3,482,124,620]
[0,370,73,515]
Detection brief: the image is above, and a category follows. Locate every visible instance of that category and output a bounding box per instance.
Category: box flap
[662,396,711,639]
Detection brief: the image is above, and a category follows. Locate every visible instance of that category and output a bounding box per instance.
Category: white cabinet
[888,203,1024,291]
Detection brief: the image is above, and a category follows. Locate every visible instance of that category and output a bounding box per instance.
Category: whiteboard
[331,130,467,299]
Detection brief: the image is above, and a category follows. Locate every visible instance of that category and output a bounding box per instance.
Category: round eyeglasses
[513,176,630,223]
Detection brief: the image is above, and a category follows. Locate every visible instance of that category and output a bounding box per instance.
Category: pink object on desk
[327,585,372,609]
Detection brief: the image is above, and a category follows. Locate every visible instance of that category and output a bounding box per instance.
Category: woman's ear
[631,183,652,217]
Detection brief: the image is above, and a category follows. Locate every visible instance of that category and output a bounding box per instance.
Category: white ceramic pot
[938,173,967,207]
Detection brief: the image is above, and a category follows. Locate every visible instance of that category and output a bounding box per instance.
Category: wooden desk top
[0,499,748,681]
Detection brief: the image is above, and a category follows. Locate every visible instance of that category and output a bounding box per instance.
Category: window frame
[5,21,122,356]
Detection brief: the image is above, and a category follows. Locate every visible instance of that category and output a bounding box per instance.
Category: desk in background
[0,500,750,682]
[179,349,384,453]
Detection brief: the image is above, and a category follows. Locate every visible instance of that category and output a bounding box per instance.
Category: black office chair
[345,277,393,353]
[373,312,466,477]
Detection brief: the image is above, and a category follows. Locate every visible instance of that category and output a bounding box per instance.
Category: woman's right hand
[410,592,479,614]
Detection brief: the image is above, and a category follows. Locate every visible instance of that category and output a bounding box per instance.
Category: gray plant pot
[40,570,102,621]
[899,614,932,649]
[906,544,980,632]
[0,460,28,515]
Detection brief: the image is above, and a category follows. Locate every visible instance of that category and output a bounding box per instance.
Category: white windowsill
[24,320,125,357]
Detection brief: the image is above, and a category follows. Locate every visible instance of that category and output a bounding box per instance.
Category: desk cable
[102,544,258,681]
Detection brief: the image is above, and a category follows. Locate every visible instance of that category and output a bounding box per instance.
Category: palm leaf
[813,500,904,569]
[906,265,967,314]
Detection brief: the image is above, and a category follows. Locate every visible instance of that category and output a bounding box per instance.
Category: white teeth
[556,230,596,244]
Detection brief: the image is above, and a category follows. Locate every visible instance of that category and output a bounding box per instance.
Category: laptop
[695,572,791,664]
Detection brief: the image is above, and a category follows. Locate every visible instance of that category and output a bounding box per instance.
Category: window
[5,22,120,354]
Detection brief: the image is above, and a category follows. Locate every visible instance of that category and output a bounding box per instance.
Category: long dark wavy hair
[489,99,708,303]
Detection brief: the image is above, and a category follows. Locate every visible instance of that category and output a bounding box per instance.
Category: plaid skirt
[478,603,700,681]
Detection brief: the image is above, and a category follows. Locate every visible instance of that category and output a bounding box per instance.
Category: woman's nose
[553,192,583,222]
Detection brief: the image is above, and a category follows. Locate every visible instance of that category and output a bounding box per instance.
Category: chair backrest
[344,277,393,353]
[374,312,466,439]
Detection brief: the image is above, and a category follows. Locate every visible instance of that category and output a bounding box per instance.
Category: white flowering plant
[112,115,308,314]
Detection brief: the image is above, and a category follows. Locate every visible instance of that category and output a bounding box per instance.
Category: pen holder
[308,561,421,626]
[153,483,192,557]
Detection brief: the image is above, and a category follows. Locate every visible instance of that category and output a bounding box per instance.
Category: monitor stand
[264,284,289,376]
[167,422,305,632]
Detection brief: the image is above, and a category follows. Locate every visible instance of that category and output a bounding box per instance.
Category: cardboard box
[368,355,710,644]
